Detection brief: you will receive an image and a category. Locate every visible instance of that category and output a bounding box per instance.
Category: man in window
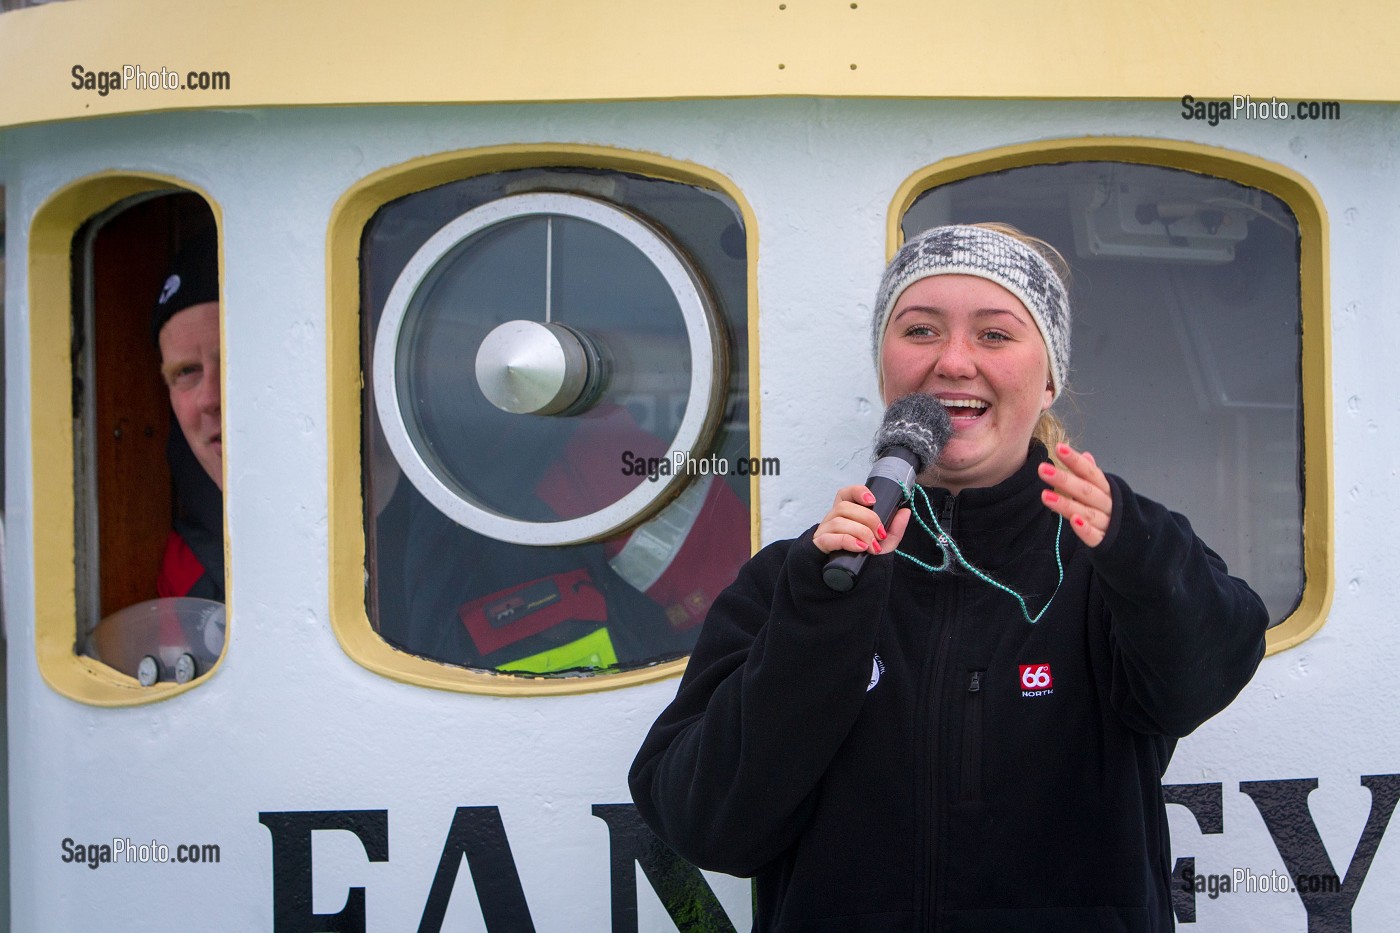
[150,229,225,601]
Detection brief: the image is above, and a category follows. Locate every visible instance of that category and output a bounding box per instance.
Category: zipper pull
[968,670,983,692]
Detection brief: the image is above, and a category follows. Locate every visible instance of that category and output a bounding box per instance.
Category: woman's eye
[904,324,935,337]
[982,330,1011,342]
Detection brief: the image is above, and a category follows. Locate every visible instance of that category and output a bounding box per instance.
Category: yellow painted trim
[30,172,229,706]
[326,143,760,695]
[888,138,1333,656]
[748,223,763,559]
[3,0,1398,129]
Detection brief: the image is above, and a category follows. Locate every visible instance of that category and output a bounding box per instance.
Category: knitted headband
[872,224,1071,399]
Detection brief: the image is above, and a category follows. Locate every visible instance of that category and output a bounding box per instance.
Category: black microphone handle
[822,447,920,592]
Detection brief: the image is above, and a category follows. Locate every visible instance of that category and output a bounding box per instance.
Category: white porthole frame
[373,192,725,546]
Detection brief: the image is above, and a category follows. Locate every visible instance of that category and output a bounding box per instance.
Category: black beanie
[152,228,219,346]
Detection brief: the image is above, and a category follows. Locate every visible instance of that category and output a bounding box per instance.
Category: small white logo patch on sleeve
[867,653,886,692]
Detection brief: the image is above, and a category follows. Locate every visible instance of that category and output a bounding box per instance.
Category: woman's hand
[1038,443,1113,548]
[813,485,912,556]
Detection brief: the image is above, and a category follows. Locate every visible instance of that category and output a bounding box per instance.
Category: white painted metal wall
[2,99,1397,930]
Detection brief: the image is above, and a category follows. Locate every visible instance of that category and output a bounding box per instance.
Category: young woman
[629,224,1268,932]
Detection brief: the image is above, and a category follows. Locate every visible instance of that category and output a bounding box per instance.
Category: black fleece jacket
[629,447,1268,932]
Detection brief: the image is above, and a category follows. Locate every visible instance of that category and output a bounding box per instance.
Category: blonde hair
[1034,410,1072,458]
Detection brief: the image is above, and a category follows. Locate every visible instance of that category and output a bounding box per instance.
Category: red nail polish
[877,526,887,540]
[1073,516,1086,528]
[1042,465,1056,477]
[871,541,881,554]
[1044,492,1060,504]
[1058,443,1072,457]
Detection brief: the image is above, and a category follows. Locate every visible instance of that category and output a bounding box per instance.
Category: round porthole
[373,192,727,546]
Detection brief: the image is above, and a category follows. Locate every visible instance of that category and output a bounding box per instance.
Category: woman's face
[880,274,1052,494]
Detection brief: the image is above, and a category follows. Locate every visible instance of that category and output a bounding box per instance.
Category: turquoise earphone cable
[895,481,1065,625]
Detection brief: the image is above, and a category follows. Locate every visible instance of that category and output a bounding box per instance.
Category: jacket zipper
[960,670,985,802]
[922,494,959,931]
[939,494,956,555]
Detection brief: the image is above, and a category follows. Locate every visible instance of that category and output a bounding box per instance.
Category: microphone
[822,393,953,592]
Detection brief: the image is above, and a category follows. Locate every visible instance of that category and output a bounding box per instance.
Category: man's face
[158,301,222,489]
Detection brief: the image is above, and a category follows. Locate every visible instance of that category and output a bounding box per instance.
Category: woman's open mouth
[941,398,989,423]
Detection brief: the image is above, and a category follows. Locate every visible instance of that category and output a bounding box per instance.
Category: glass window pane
[905,162,1303,624]
[71,193,227,684]
[363,167,751,676]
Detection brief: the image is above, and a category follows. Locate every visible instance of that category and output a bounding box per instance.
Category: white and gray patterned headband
[872,224,1071,400]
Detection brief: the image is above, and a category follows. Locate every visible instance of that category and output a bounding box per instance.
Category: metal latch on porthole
[373,192,727,547]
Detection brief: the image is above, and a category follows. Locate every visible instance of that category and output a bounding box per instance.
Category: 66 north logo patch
[1019,664,1054,697]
